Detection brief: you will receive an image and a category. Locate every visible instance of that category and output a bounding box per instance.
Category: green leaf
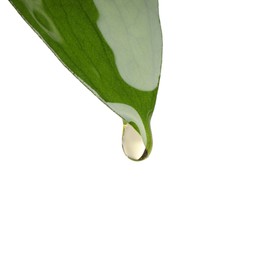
[9,0,163,160]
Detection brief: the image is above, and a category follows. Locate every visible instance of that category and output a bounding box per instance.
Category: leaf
[9,0,163,160]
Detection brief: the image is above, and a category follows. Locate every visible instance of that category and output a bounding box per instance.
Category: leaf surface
[9,0,162,159]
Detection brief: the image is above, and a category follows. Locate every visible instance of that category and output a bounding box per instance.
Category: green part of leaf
[9,0,162,157]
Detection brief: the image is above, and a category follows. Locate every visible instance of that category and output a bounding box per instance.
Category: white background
[1,1,260,259]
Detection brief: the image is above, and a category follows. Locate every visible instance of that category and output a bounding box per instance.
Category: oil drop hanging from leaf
[9,0,163,161]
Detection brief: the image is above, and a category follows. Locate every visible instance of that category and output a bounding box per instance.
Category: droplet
[122,123,148,161]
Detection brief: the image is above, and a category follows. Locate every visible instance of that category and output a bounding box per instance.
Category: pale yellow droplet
[122,123,148,161]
